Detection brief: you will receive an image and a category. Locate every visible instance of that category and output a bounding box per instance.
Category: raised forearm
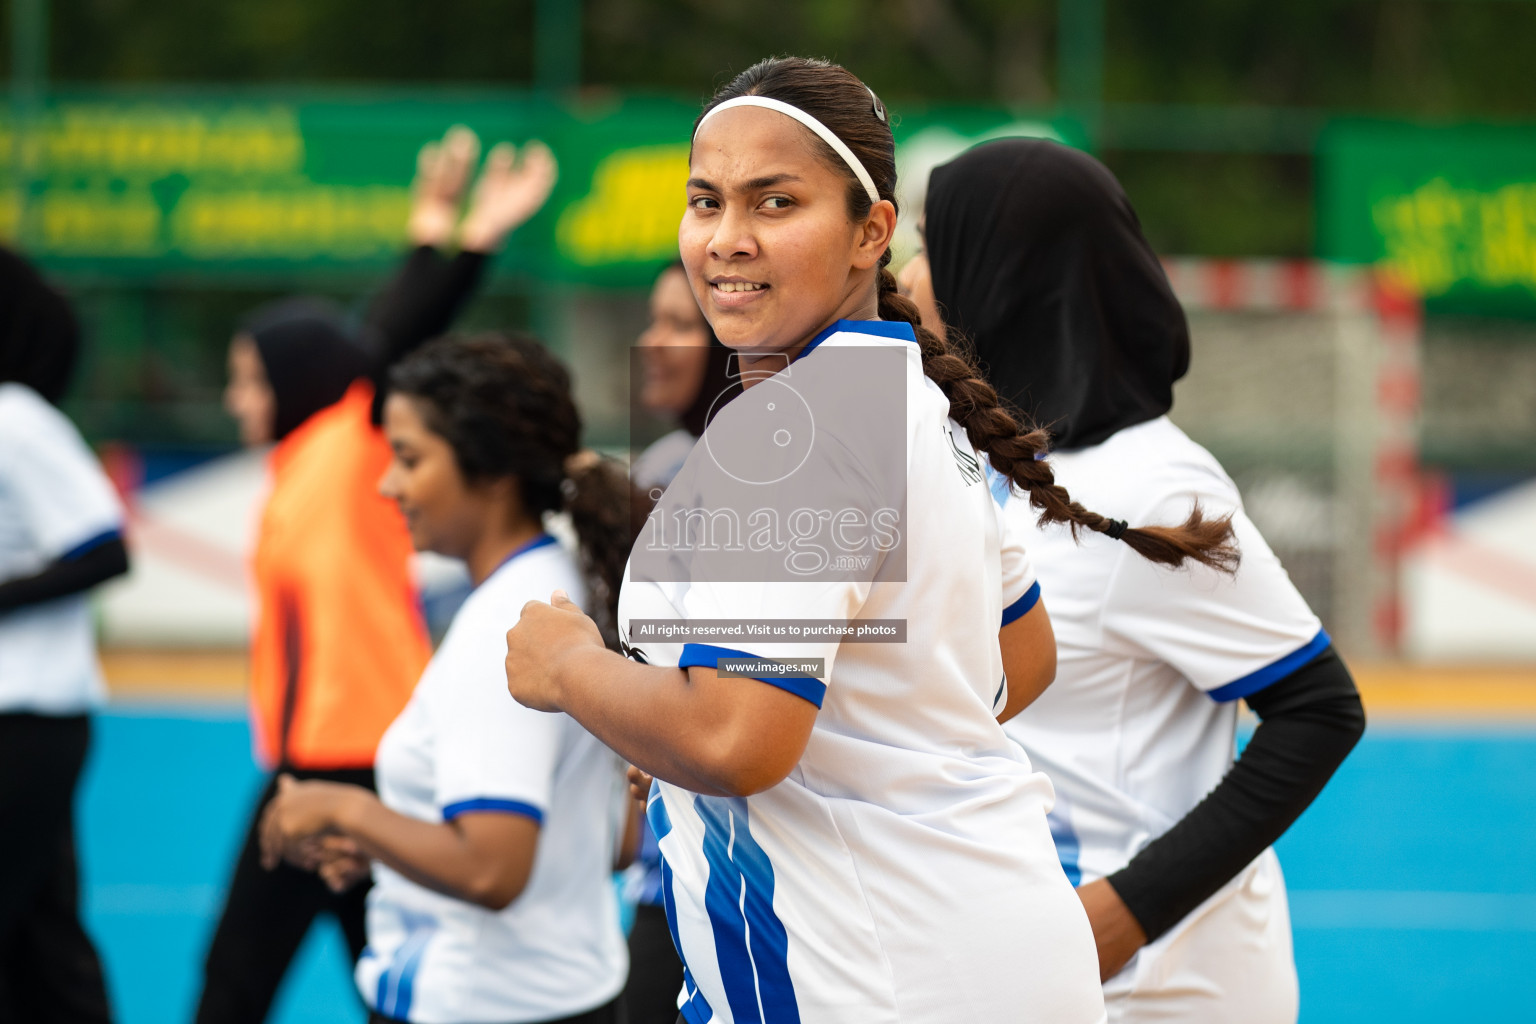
[506,596,817,797]
[552,646,745,796]
[551,646,810,797]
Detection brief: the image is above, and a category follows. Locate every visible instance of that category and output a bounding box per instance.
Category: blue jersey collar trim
[483,532,559,586]
[796,318,917,362]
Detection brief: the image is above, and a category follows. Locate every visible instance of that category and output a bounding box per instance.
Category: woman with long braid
[906,138,1365,1022]
[503,57,1238,1023]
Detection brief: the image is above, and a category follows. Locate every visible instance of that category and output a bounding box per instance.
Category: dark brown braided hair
[389,333,646,646]
[697,57,1237,571]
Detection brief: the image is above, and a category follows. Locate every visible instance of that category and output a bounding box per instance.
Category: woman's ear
[853,199,898,270]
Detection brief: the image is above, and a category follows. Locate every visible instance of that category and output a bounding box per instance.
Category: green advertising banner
[2,89,1077,288]
[1319,121,1536,313]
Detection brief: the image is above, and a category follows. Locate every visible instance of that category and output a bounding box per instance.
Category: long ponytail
[704,56,1238,573]
[562,451,648,648]
[389,334,647,649]
[876,271,1237,571]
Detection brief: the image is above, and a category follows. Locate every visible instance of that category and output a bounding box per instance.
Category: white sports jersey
[618,320,1106,1024]
[996,415,1321,1023]
[0,383,123,714]
[361,534,628,1024]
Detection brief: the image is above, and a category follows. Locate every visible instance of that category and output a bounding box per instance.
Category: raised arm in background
[363,126,559,418]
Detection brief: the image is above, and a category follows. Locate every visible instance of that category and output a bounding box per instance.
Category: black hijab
[1,247,81,405]
[239,297,372,441]
[924,139,1189,451]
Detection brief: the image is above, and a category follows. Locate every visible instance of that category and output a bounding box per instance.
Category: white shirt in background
[360,534,628,1024]
[996,415,1324,1024]
[0,382,123,714]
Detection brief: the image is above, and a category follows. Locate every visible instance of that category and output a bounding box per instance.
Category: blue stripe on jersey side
[391,937,430,1021]
[695,795,800,1024]
[646,786,685,959]
[650,790,718,1024]
[1206,628,1332,703]
[679,643,827,708]
[985,463,1014,507]
[374,912,436,1020]
[678,968,717,1024]
[1046,805,1083,886]
[723,803,799,1022]
[60,527,122,561]
[440,796,544,824]
[1001,581,1042,627]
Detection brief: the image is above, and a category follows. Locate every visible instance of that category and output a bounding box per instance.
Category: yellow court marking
[99,649,1536,719]
[1352,664,1536,719]
[101,649,247,699]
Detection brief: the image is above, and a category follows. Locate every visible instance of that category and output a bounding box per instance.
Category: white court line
[1289,891,1536,931]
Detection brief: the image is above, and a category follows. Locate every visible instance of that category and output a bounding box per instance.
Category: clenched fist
[505,589,606,712]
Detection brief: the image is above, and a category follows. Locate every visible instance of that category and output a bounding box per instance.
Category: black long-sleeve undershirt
[362,246,489,423]
[1106,645,1366,942]
[0,536,130,614]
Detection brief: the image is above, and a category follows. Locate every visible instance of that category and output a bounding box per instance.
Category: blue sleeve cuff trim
[1207,628,1332,703]
[1001,581,1042,628]
[678,643,827,708]
[441,797,544,825]
[60,527,122,562]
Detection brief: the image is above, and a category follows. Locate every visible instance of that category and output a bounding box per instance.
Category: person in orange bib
[194,128,557,1024]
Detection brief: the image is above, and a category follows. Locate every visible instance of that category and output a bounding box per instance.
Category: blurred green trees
[11,0,1536,256]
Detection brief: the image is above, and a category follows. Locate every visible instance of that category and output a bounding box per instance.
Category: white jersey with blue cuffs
[617,320,1106,1024]
[0,383,124,714]
[362,534,628,1024]
[996,415,1320,1021]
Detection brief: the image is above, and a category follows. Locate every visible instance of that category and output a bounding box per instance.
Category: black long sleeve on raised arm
[0,536,130,614]
[1106,646,1366,942]
[363,246,490,422]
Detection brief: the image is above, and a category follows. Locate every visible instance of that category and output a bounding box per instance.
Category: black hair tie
[1104,518,1129,540]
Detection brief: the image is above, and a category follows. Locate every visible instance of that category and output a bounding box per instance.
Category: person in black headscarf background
[0,246,128,1024]
[628,260,741,494]
[618,258,739,1024]
[194,128,558,1024]
[902,139,1365,1023]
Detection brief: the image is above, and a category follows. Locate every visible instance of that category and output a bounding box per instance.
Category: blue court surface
[78,704,1536,1023]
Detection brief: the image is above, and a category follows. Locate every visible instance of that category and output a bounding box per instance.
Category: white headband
[694,95,882,207]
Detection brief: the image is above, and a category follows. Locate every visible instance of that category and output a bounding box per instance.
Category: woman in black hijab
[0,247,126,1024]
[914,137,1189,450]
[907,139,1365,1023]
